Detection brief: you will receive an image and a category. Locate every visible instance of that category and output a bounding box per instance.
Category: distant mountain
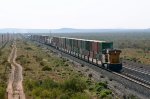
[0,28,150,34]
[0,28,49,33]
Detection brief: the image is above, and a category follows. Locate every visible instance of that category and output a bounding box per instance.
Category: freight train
[29,35,122,72]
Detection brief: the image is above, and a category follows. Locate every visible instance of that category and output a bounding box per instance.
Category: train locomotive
[30,35,122,72]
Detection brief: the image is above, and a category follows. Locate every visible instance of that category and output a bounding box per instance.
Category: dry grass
[121,48,150,64]
[0,42,12,98]
[16,40,78,82]
[16,39,114,99]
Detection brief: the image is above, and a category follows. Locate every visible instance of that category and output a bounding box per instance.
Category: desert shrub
[40,89,51,98]
[95,82,108,93]
[0,50,2,56]
[71,93,90,99]
[1,58,8,65]
[23,41,28,45]
[49,88,63,99]
[40,61,46,66]
[101,89,112,95]
[41,79,58,89]
[31,87,43,97]
[24,47,32,50]
[20,58,28,65]
[0,86,5,98]
[62,58,67,62]
[127,94,137,99]
[100,89,112,98]
[64,63,69,66]
[33,55,42,62]
[94,82,112,98]
[63,77,87,92]
[24,67,32,71]
[16,55,29,65]
[131,57,138,62]
[34,88,62,99]
[99,82,107,87]
[0,74,7,81]
[88,73,93,78]
[96,85,104,92]
[60,94,70,99]
[53,59,65,67]
[25,79,36,91]
[100,92,107,98]
[2,60,11,71]
[86,79,92,85]
[18,55,25,58]
[55,64,59,67]
[42,66,52,71]
[25,78,61,97]
[88,86,94,91]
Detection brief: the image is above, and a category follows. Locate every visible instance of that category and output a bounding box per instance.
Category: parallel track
[114,72,150,89]
[122,65,150,87]
[57,46,150,90]
[123,66,150,76]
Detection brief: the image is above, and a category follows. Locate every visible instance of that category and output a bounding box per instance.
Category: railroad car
[29,35,122,72]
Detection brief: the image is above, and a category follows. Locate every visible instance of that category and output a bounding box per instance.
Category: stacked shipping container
[29,35,122,72]
[50,36,113,60]
[32,35,113,60]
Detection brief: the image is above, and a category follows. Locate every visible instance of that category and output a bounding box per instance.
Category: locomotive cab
[102,49,122,72]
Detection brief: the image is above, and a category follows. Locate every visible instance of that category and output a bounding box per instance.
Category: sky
[0,0,150,29]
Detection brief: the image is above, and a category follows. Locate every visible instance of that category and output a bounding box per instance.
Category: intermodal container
[74,39,78,48]
[67,38,72,50]
[93,51,98,58]
[92,41,98,52]
[89,51,94,58]
[95,53,102,60]
[66,38,69,49]
[97,42,113,53]
[63,38,66,49]
[78,40,82,54]
[85,40,90,51]
[78,40,82,48]
[81,40,85,50]
[82,50,89,56]
[102,42,113,49]
[52,37,59,47]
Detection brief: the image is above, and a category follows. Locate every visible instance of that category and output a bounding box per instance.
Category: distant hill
[0,28,150,34]
[51,28,150,33]
[0,28,49,33]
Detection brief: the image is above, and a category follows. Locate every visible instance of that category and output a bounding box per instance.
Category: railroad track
[122,65,150,86]
[31,41,150,98]
[123,65,150,76]
[59,46,150,90]
[7,41,25,99]
[123,72,150,85]
[114,72,150,89]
